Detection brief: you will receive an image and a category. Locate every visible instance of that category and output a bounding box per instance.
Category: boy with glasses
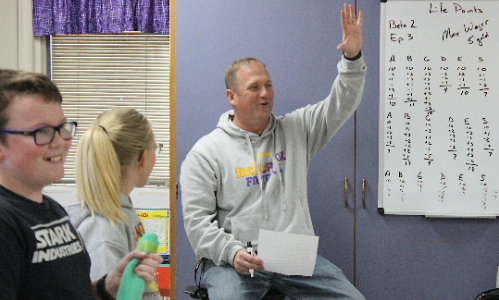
[0,69,162,300]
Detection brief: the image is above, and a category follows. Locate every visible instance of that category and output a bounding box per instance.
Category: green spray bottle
[116,232,159,300]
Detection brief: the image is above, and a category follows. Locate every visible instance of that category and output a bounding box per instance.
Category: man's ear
[226,89,236,106]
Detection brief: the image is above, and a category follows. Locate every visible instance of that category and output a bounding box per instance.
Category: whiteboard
[379,0,499,217]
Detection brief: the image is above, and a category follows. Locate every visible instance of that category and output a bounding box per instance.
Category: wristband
[344,50,362,61]
[97,274,115,300]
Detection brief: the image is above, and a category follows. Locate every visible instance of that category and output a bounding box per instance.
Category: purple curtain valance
[33,0,169,36]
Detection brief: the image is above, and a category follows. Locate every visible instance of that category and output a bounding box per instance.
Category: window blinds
[50,34,170,186]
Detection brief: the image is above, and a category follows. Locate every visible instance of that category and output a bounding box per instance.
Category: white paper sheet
[257,229,319,276]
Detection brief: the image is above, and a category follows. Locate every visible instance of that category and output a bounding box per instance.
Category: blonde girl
[66,107,161,300]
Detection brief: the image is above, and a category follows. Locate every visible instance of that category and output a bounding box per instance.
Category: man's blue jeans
[203,254,366,300]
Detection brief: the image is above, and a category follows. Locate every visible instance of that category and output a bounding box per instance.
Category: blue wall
[175,0,378,298]
[175,1,499,299]
[175,0,379,299]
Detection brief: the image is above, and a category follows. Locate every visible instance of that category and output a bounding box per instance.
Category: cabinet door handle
[344,177,348,208]
[362,178,366,209]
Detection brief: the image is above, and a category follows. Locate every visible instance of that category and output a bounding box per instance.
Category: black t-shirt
[0,185,93,300]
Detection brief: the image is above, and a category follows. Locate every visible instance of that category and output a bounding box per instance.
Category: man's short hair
[225,58,266,93]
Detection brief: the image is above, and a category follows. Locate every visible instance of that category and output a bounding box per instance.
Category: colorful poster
[136,210,169,255]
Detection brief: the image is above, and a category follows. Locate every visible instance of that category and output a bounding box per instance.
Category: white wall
[0,0,19,69]
[0,0,46,73]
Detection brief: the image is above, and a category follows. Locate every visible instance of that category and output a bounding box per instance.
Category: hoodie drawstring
[244,134,269,219]
[244,130,287,220]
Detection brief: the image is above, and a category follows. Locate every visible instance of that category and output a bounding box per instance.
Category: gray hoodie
[65,194,161,300]
[180,57,367,266]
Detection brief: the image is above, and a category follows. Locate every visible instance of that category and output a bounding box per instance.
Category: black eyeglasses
[0,121,77,146]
